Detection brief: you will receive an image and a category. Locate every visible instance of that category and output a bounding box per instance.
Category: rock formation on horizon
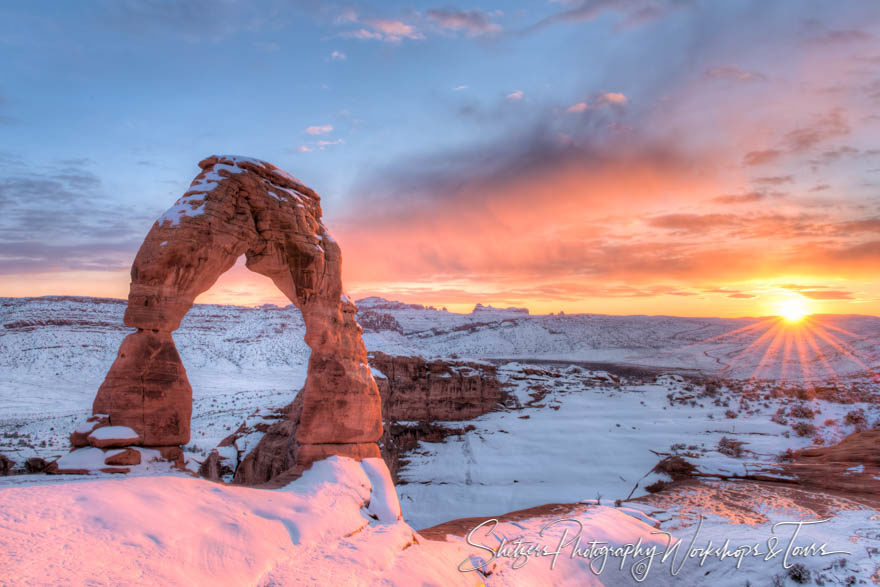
[75,155,383,472]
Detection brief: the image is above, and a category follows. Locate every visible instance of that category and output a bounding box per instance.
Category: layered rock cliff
[369,351,504,421]
[230,352,507,485]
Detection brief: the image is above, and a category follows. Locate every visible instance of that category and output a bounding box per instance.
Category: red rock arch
[88,155,383,469]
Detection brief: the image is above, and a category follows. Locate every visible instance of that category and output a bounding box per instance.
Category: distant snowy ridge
[472,302,529,314]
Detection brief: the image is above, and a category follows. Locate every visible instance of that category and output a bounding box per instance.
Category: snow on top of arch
[215,155,268,167]
[157,193,207,227]
[211,155,308,192]
[270,166,305,186]
[273,185,307,203]
[157,156,313,227]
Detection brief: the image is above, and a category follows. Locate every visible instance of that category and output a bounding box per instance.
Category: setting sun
[778,297,810,323]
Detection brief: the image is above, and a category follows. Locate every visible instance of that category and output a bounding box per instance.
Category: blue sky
[2,1,587,211]
[2,1,880,316]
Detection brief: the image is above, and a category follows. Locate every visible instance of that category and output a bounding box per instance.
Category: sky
[1,0,879,317]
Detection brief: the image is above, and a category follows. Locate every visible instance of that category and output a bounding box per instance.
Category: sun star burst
[778,297,810,324]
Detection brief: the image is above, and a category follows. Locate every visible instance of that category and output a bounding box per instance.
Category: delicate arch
[87,155,383,469]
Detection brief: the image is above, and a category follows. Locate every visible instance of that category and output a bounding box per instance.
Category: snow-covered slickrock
[86,155,383,470]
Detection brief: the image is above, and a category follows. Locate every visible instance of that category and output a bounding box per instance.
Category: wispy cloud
[752,175,793,185]
[596,92,627,106]
[0,157,153,275]
[305,124,333,135]
[783,109,850,152]
[712,192,771,205]
[524,0,694,34]
[703,65,766,83]
[297,138,344,153]
[568,92,627,112]
[743,149,782,166]
[342,18,424,42]
[426,9,502,37]
[780,284,856,300]
[646,213,740,233]
[807,28,873,45]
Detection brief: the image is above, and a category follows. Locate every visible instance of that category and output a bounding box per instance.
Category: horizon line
[3,293,878,321]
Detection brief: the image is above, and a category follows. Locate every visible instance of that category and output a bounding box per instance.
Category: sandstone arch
[86,155,383,470]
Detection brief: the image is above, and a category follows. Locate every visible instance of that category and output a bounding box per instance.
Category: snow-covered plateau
[1,296,878,585]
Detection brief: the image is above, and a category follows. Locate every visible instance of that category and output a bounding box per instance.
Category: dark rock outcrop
[356,310,404,333]
[24,458,47,474]
[198,450,234,482]
[0,455,13,476]
[369,352,504,421]
[782,429,880,500]
[640,430,880,509]
[234,397,303,485]
[104,449,141,467]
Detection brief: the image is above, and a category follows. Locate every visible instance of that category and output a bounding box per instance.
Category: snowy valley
[1,296,879,585]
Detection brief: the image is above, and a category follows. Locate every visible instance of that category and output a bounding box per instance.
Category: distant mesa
[355,297,530,315]
[65,155,383,476]
[355,296,444,312]
[472,302,530,315]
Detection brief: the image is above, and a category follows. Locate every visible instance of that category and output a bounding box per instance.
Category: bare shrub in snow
[788,404,815,419]
[717,436,744,457]
[645,479,670,493]
[703,381,720,397]
[795,387,814,401]
[792,421,817,437]
[653,455,696,478]
[771,407,788,425]
[844,408,867,431]
[786,562,811,584]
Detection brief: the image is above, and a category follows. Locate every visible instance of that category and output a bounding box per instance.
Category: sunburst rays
[706,315,879,385]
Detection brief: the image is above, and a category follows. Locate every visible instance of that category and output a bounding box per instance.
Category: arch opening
[194,255,291,308]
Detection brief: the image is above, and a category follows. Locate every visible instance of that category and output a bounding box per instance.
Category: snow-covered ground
[1,296,879,584]
[0,297,309,465]
[1,456,876,585]
[397,362,878,528]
